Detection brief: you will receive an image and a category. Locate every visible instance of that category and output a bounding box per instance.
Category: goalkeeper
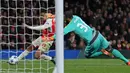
[51,11,130,65]
[16,13,55,64]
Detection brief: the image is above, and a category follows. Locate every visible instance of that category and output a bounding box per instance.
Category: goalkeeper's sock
[90,51,103,57]
[17,50,30,61]
[112,49,129,63]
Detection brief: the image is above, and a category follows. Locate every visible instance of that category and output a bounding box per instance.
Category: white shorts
[32,36,53,52]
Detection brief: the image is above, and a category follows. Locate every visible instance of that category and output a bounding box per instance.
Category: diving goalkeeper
[15,13,56,64]
[51,11,130,65]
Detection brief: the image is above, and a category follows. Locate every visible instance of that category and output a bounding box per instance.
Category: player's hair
[65,10,73,19]
[41,13,55,18]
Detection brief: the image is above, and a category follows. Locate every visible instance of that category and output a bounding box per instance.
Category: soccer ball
[8,55,18,65]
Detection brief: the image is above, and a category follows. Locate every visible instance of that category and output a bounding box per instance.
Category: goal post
[55,0,64,73]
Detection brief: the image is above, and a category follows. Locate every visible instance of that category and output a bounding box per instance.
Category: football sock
[17,50,30,61]
[112,49,129,63]
[40,54,52,60]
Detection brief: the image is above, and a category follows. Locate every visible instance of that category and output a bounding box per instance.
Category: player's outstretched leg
[17,36,43,61]
[35,47,55,65]
[17,45,34,61]
[85,51,113,58]
[90,51,103,57]
[40,54,55,65]
[111,49,130,66]
[103,46,130,66]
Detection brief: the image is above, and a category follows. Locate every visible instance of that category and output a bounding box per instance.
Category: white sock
[17,50,30,61]
[40,54,52,60]
[52,66,57,73]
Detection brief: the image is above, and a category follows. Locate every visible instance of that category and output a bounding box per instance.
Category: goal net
[0,0,55,73]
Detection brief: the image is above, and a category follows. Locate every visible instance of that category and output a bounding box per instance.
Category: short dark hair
[65,10,73,19]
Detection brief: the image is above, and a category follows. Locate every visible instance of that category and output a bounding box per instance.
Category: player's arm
[23,19,52,31]
[53,20,75,39]
[42,18,75,41]
[44,22,75,41]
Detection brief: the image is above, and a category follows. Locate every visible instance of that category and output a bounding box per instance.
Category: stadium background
[1,0,130,73]
[1,0,130,58]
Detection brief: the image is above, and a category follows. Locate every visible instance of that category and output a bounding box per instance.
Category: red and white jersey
[42,18,56,39]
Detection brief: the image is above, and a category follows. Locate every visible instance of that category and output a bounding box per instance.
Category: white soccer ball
[8,55,18,65]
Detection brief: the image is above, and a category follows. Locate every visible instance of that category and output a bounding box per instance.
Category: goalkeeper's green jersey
[63,15,94,43]
[53,15,109,53]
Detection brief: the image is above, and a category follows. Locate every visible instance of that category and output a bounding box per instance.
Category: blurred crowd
[1,0,130,50]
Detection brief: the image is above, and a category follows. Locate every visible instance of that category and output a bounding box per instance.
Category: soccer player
[16,13,56,64]
[52,11,130,65]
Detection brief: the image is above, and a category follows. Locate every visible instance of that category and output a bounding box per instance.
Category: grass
[0,59,130,73]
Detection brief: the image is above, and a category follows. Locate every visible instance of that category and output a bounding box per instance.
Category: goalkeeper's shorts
[32,36,53,52]
[84,32,110,56]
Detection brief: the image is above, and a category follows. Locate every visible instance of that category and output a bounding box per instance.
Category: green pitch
[0,59,130,73]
